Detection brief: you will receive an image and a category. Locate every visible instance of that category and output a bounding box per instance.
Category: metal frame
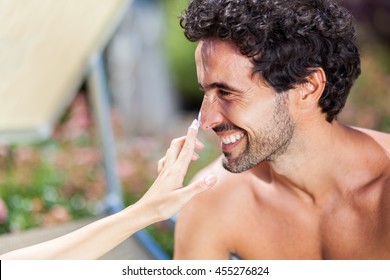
[87,51,170,259]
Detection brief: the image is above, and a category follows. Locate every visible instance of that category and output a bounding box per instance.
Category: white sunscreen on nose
[197,111,202,129]
[190,112,202,130]
[190,119,199,130]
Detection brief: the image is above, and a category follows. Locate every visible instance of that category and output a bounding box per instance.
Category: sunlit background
[0,0,389,258]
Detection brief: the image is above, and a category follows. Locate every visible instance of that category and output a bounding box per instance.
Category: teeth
[221,133,244,144]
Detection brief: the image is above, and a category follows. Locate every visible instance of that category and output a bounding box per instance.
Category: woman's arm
[0,119,216,259]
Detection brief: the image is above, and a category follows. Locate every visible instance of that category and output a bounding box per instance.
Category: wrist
[123,201,160,231]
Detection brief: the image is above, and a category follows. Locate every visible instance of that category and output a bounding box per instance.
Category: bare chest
[317,203,390,259]
[232,199,390,259]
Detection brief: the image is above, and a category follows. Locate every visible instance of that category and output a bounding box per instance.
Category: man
[174,0,390,259]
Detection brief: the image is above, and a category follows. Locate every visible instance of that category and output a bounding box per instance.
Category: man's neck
[261,120,362,204]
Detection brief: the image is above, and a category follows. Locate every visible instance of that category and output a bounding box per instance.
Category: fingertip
[195,139,205,149]
[188,119,199,132]
[192,152,200,160]
[186,121,199,144]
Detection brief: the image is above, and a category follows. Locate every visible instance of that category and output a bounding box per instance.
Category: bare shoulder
[174,156,259,259]
[355,127,390,154]
[354,127,390,207]
[184,157,259,209]
[174,158,316,259]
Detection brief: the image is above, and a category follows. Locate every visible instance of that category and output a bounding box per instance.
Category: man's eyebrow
[198,82,241,92]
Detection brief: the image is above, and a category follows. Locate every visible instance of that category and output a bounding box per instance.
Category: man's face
[196,39,295,173]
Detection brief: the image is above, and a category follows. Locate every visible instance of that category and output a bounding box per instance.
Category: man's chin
[221,155,247,174]
[221,151,265,173]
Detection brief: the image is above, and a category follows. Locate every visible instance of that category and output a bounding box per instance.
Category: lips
[212,123,246,152]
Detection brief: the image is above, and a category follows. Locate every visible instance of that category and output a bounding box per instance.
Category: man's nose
[199,99,224,130]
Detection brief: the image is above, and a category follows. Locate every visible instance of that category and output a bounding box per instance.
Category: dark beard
[222,94,295,173]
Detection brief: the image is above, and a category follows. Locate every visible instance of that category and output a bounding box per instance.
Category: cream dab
[189,119,199,130]
[197,111,202,129]
[189,112,202,130]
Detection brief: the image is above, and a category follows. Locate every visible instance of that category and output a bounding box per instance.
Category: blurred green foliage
[340,43,390,132]
[162,0,201,110]
[0,161,61,234]
[0,145,95,234]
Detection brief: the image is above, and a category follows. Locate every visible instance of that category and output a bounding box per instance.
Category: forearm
[0,203,154,260]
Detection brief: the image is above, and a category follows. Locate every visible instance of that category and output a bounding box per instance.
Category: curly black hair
[180,0,361,122]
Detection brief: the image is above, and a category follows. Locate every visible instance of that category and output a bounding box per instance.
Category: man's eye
[218,89,232,96]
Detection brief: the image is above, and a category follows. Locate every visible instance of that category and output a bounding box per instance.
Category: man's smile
[212,123,246,153]
[220,132,245,144]
[216,131,246,153]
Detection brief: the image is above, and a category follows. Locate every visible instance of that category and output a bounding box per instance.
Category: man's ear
[298,68,326,105]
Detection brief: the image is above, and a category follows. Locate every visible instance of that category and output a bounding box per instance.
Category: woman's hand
[135,119,217,222]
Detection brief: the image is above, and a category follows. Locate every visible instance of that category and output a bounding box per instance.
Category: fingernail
[204,174,217,187]
[189,119,199,130]
[198,112,202,128]
[192,153,199,160]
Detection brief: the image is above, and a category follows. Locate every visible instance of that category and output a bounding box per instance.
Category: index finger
[174,119,199,172]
